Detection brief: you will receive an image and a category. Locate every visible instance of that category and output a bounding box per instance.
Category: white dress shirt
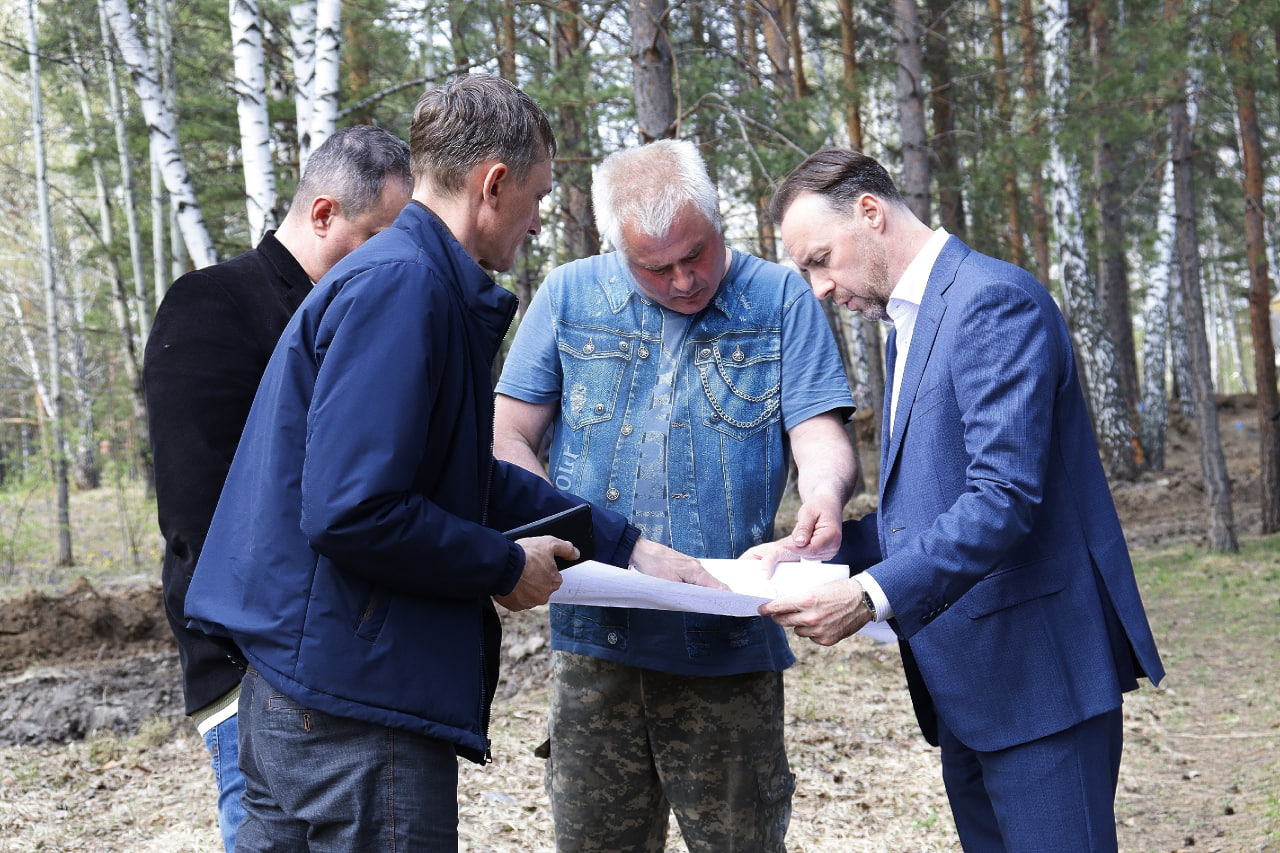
[856,227,950,623]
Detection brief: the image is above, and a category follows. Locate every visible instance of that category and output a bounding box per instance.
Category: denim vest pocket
[551,604,630,651]
[684,612,763,657]
[693,332,782,439]
[557,323,635,429]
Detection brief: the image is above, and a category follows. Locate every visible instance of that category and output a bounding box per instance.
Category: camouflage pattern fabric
[544,651,794,852]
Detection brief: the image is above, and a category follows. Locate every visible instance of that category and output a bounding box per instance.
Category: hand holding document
[549,559,896,643]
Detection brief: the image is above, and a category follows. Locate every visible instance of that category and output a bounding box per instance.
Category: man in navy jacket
[145,125,412,852]
[185,75,717,851]
[760,149,1163,851]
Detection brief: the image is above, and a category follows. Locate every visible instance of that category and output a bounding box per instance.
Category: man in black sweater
[143,125,412,852]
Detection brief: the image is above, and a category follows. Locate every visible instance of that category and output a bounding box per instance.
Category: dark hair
[769,148,904,223]
[292,125,412,218]
[409,74,557,194]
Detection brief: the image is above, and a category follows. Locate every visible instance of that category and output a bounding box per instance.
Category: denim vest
[541,250,799,675]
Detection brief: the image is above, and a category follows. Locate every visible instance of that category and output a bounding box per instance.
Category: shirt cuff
[854,571,893,622]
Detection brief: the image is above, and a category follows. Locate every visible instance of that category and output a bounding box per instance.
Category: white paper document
[550,559,897,643]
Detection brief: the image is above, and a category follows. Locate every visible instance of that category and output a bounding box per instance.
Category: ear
[310,196,338,235]
[857,193,885,231]
[480,163,509,208]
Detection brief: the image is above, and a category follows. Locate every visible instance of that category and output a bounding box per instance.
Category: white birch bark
[1045,0,1138,479]
[103,0,217,270]
[25,0,74,565]
[1139,157,1175,470]
[99,0,150,347]
[231,0,277,243]
[290,0,317,170]
[309,0,341,157]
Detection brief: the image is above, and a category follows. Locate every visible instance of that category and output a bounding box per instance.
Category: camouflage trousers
[544,651,794,853]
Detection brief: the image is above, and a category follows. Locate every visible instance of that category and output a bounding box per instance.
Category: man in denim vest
[495,139,859,851]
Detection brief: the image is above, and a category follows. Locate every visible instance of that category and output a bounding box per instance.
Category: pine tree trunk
[1167,0,1237,551]
[103,0,217,270]
[556,0,600,260]
[838,0,863,150]
[894,0,930,224]
[231,0,277,244]
[1230,28,1280,533]
[1018,0,1052,285]
[1046,0,1139,481]
[757,0,795,96]
[631,0,676,142]
[926,0,963,234]
[25,0,74,566]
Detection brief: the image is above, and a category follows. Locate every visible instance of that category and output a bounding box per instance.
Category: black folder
[502,503,596,570]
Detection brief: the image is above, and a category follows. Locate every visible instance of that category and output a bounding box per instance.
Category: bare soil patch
[0,396,1276,852]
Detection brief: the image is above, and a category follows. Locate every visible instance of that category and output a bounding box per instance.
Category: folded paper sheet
[549,559,897,643]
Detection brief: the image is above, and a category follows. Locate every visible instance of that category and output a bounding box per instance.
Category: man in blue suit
[759,148,1164,851]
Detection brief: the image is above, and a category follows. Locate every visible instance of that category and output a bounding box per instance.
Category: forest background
[3,0,1280,565]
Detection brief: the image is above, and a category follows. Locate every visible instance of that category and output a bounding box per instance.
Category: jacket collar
[257,230,313,296]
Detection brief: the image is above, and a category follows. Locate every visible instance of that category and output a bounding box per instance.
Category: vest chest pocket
[556,323,637,429]
[693,333,782,439]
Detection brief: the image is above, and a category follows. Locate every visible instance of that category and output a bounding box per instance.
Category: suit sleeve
[872,277,1065,638]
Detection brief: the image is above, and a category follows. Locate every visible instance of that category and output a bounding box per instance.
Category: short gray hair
[291,125,412,218]
[410,74,556,194]
[592,139,722,255]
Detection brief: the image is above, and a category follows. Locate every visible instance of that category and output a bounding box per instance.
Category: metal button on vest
[606,487,620,501]
[607,632,619,645]
[699,348,711,359]
[594,403,605,413]
[621,424,633,436]
[619,341,629,352]
[732,346,745,362]
[583,340,596,354]
[638,346,650,358]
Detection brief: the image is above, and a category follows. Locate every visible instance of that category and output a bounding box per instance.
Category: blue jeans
[236,667,460,852]
[201,712,246,852]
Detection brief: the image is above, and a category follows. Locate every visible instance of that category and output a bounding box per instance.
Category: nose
[808,273,835,301]
[528,211,542,237]
[672,264,696,293]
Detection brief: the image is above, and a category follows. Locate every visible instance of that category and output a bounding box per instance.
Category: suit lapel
[879,236,969,494]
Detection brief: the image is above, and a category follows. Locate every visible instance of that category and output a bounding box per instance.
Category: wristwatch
[860,588,878,622]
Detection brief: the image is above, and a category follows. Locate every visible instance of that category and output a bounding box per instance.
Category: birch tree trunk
[894,0,930,224]
[98,0,149,350]
[1167,0,1237,551]
[290,0,317,170]
[231,0,277,244]
[103,0,217,270]
[1140,158,1175,471]
[309,0,341,156]
[25,0,74,566]
[1230,27,1280,533]
[631,0,675,142]
[69,276,100,491]
[1045,0,1140,481]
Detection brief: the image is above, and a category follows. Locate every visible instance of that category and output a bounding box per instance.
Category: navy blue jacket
[186,203,639,762]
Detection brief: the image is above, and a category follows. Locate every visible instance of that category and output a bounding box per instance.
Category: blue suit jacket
[869,236,1163,752]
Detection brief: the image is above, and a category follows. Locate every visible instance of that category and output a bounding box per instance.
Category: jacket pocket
[354,584,391,641]
[557,323,635,429]
[693,332,781,439]
[960,558,1065,619]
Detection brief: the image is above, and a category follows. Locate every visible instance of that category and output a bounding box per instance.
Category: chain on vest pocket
[693,332,781,439]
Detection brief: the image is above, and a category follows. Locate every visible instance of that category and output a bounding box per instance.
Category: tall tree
[25,0,74,566]
[1046,0,1139,480]
[838,0,863,150]
[1088,0,1139,421]
[102,0,217,269]
[1166,0,1236,552]
[290,0,318,169]
[230,0,277,243]
[894,0,930,224]
[1018,0,1052,285]
[988,0,1021,264]
[309,0,341,154]
[1229,25,1280,533]
[925,0,962,234]
[632,0,676,141]
[1140,156,1176,471]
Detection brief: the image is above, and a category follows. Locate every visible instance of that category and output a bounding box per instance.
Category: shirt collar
[888,228,950,314]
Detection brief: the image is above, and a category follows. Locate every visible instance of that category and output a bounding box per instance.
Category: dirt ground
[0,396,1276,851]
